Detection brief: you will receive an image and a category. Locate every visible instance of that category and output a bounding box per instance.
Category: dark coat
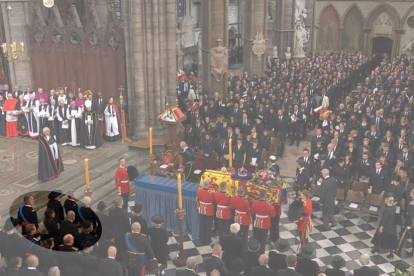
[108,207,130,238]
[57,245,82,276]
[250,265,274,276]
[98,258,123,276]
[268,251,287,271]
[321,176,337,215]
[368,168,387,194]
[221,233,244,267]
[354,266,379,276]
[130,216,149,236]
[296,258,319,276]
[79,253,100,276]
[148,227,169,264]
[60,220,80,241]
[16,269,43,276]
[63,199,79,224]
[204,255,228,276]
[276,268,302,276]
[243,251,260,276]
[176,269,198,276]
[324,268,345,276]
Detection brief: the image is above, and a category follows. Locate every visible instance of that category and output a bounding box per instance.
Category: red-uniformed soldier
[230,186,251,247]
[197,179,215,245]
[298,190,313,246]
[213,182,232,243]
[115,157,130,210]
[251,190,276,254]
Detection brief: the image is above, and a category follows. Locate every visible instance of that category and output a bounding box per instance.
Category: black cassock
[372,205,398,250]
[14,101,28,135]
[47,105,59,140]
[38,134,64,182]
[80,111,103,149]
[57,105,70,144]
[0,100,5,136]
[37,104,49,132]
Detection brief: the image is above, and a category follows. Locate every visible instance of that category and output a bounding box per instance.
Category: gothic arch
[342,5,364,53]
[317,4,341,27]
[317,5,341,53]
[340,3,365,28]
[365,3,402,29]
[401,3,414,26]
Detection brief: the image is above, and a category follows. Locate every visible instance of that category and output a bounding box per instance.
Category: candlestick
[64,87,67,94]
[1,43,6,53]
[229,138,233,168]
[20,42,24,52]
[177,173,183,209]
[85,158,90,190]
[149,127,153,154]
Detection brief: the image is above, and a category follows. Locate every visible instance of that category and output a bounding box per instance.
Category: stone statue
[273,46,278,58]
[285,47,291,60]
[293,9,309,58]
[211,38,228,82]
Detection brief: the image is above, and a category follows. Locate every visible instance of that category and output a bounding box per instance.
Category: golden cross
[118,85,124,95]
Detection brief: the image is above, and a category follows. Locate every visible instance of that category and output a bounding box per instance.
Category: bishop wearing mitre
[80,100,102,150]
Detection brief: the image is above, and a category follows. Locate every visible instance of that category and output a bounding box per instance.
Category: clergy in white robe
[36,98,49,133]
[25,94,39,139]
[104,97,121,142]
[66,101,82,146]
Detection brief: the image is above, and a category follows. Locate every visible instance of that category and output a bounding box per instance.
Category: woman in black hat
[371,194,398,259]
[243,239,260,276]
[46,190,64,224]
[43,208,60,249]
[296,244,319,276]
[268,239,289,271]
[324,255,345,276]
[148,215,169,266]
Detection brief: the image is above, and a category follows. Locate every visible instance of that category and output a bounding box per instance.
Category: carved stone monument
[285,47,291,60]
[180,16,195,48]
[293,9,309,59]
[211,39,228,82]
[272,46,278,58]
[252,31,267,61]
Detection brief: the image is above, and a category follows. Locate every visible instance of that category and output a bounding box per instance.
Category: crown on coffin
[238,167,248,176]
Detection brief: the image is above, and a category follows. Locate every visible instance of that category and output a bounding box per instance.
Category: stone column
[125,0,177,139]
[201,0,229,97]
[243,0,268,76]
[273,0,296,60]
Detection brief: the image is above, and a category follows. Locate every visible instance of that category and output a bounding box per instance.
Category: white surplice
[104,105,119,137]
[66,107,82,146]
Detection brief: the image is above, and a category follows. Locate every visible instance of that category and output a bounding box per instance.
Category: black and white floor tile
[128,178,413,276]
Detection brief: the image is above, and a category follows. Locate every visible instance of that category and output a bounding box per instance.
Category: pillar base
[84,189,94,198]
[172,251,188,267]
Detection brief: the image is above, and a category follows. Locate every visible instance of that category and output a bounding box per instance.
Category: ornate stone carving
[180,16,195,48]
[34,31,44,43]
[89,32,99,46]
[108,35,119,50]
[285,47,291,60]
[252,31,267,62]
[51,5,64,28]
[293,9,309,58]
[70,33,80,46]
[210,39,228,82]
[34,4,47,27]
[70,4,83,31]
[374,13,392,27]
[52,32,62,45]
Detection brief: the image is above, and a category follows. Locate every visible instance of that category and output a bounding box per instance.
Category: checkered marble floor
[128,178,413,276]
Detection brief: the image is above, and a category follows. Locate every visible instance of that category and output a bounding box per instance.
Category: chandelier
[1,42,25,62]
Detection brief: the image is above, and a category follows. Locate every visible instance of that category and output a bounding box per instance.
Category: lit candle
[85,158,90,190]
[177,173,183,209]
[1,43,6,53]
[149,127,153,155]
[64,87,67,94]
[78,88,81,94]
[229,138,233,168]
[20,42,24,52]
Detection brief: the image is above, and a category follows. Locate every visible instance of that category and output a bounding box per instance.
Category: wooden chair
[334,188,345,218]
[352,181,369,195]
[260,150,271,169]
[343,190,364,223]
[362,193,384,221]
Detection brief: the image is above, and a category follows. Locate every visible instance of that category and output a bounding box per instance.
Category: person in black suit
[17,195,38,235]
[296,160,310,197]
[63,191,79,224]
[221,223,244,267]
[276,255,302,276]
[324,255,345,276]
[353,254,379,276]
[109,197,131,261]
[289,105,303,147]
[79,241,100,276]
[176,257,198,276]
[11,85,22,99]
[204,244,228,276]
[99,246,123,276]
[96,201,113,242]
[46,191,64,224]
[320,169,337,230]
[268,239,289,272]
[239,113,251,135]
[274,109,289,157]
[58,234,82,276]
[398,145,414,172]
[131,204,149,236]
[233,138,247,166]
[59,211,80,242]
[368,160,386,194]
[250,254,274,276]
[296,244,319,276]
[356,152,372,181]
[243,239,260,276]
[18,255,43,276]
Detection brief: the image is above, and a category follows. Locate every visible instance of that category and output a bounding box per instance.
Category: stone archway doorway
[372,37,393,57]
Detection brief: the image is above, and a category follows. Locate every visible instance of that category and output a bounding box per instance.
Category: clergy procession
[0,87,121,146]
